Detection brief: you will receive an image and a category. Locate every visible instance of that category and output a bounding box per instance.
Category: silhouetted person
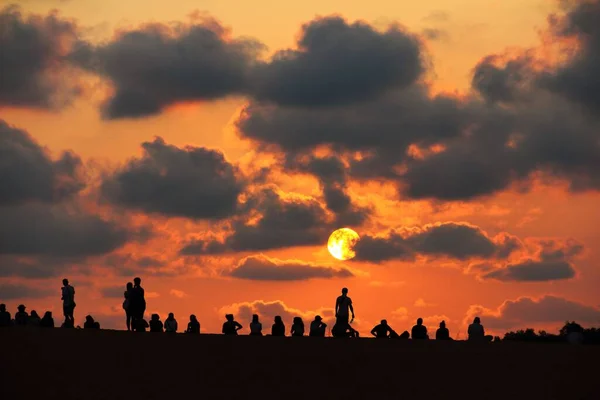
[150,314,163,332]
[436,320,452,340]
[399,330,410,339]
[272,316,285,336]
[309,315,327,337]
[222,314,242,335]
[84,315,99,329]
[15,304,28,326]
[411,318,429,339]
[564,322,584,344]
[123,282,133,331]
[250,314,262,336]
[0,304,12,327]
[29,310,41,327]
[136,318,149,332]
[186,314,200,334]
[332,322,359,338]
[335,287,355,326]
[371,319,393,338]
[165,313,178,333]
[468,317,492,342]
[61,278,76,325]
[130,277,146,331]
[291,317,305,337]
[40,311,54,328]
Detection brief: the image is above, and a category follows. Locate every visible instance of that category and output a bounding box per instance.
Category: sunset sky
[2,0,600,337]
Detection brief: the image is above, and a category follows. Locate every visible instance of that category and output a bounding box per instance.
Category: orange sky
[1,0,600,337]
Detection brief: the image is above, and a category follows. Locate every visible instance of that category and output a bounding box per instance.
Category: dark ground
[1,327,598,399]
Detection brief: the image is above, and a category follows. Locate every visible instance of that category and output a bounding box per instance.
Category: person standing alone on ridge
[335,287,355,326]
[61,279,76,326]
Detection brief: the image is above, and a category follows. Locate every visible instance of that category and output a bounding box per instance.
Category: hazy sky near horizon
[1,0,600,336]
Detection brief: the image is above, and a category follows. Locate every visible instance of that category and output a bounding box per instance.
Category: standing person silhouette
[61,279,76,326]
[130,277,146,331]
[123,282,133,331]
[335,287,355,327]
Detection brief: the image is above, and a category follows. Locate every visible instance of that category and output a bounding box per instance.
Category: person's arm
[334,298,340,317]
[235,322,242,331]
[370,327,377,337]
[481,325,485,336]
[349,300,355,319]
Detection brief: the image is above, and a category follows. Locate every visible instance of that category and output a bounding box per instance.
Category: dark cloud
[100,137,244,220]
[227,254,353,281]
[77,19,263,119]
[541,0,600,113]
[0,203,132,258]
[478,239,582,282]
[472,54,532,103]
[180,187,331,255]
[0,283,55,299]
[0,120,85,206]
[465,295,600,330]
[250,16,423,107]
[354,222,520,263]
[0,5,83,109]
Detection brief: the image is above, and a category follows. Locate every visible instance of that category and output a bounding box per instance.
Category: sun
[327,228,360,261]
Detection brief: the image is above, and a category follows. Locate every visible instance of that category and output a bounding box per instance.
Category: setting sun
[327,228,360,261]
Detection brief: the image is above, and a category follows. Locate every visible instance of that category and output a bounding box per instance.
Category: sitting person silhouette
[271,316,285,336]
[186,314,200,334]
[84,315,100,329]
[468,317,492,342]
[436,320,452,340]
[29,310,41,327]
[399,330,410,339]
[165,313,178,333]
[291,317,305,337]
[371,319,393,338]
[150,314,163,332]
[411,318,429,339]
[40,311,54,328]
[0,304,12,327]
[136,318,148,332]
[309,315,327,337]
[15,305,28,326]
[222,314,242,335]
[249,314,262,336]
[332,321,359,338]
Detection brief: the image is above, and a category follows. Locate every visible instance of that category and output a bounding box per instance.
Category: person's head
[252,314,259,323]
[314,315,322,322]
[473,317,480,324]
[225,314,233,322]
[44,311,52,319]
[85,315,93,322]
[126,282,133,290]
[168,312,174,320]
[381,319,388,325]
[274,316,282,324]
[133,277,141,285]
[341,287,348,295]
[190,314,197,322]
[17,304,25,311]
[30,310,39,318]
[0,304,5,312]
[440,320,446,328]
[417,318,423,325]
[293,317,302,324]
[151,314,159,321]
[62,278,69,286]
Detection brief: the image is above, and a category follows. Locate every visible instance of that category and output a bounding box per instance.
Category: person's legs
[126,311,131,331]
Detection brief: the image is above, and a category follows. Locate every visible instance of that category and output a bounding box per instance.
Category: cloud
[249,16,423,107]
[0,120,85,206]
[0,5,84,110]
[236,3,600,201]
[180,187,331,254]
[368,281,405,287]
[465,295,600,330]
[226,254,353,281]
[100,137,244,220]
[169,289,187,298]
[414,298,436,307]
[354,222,521,263]
[474,239,583,282]
[76,17,263,119]
[0,283,55,299]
